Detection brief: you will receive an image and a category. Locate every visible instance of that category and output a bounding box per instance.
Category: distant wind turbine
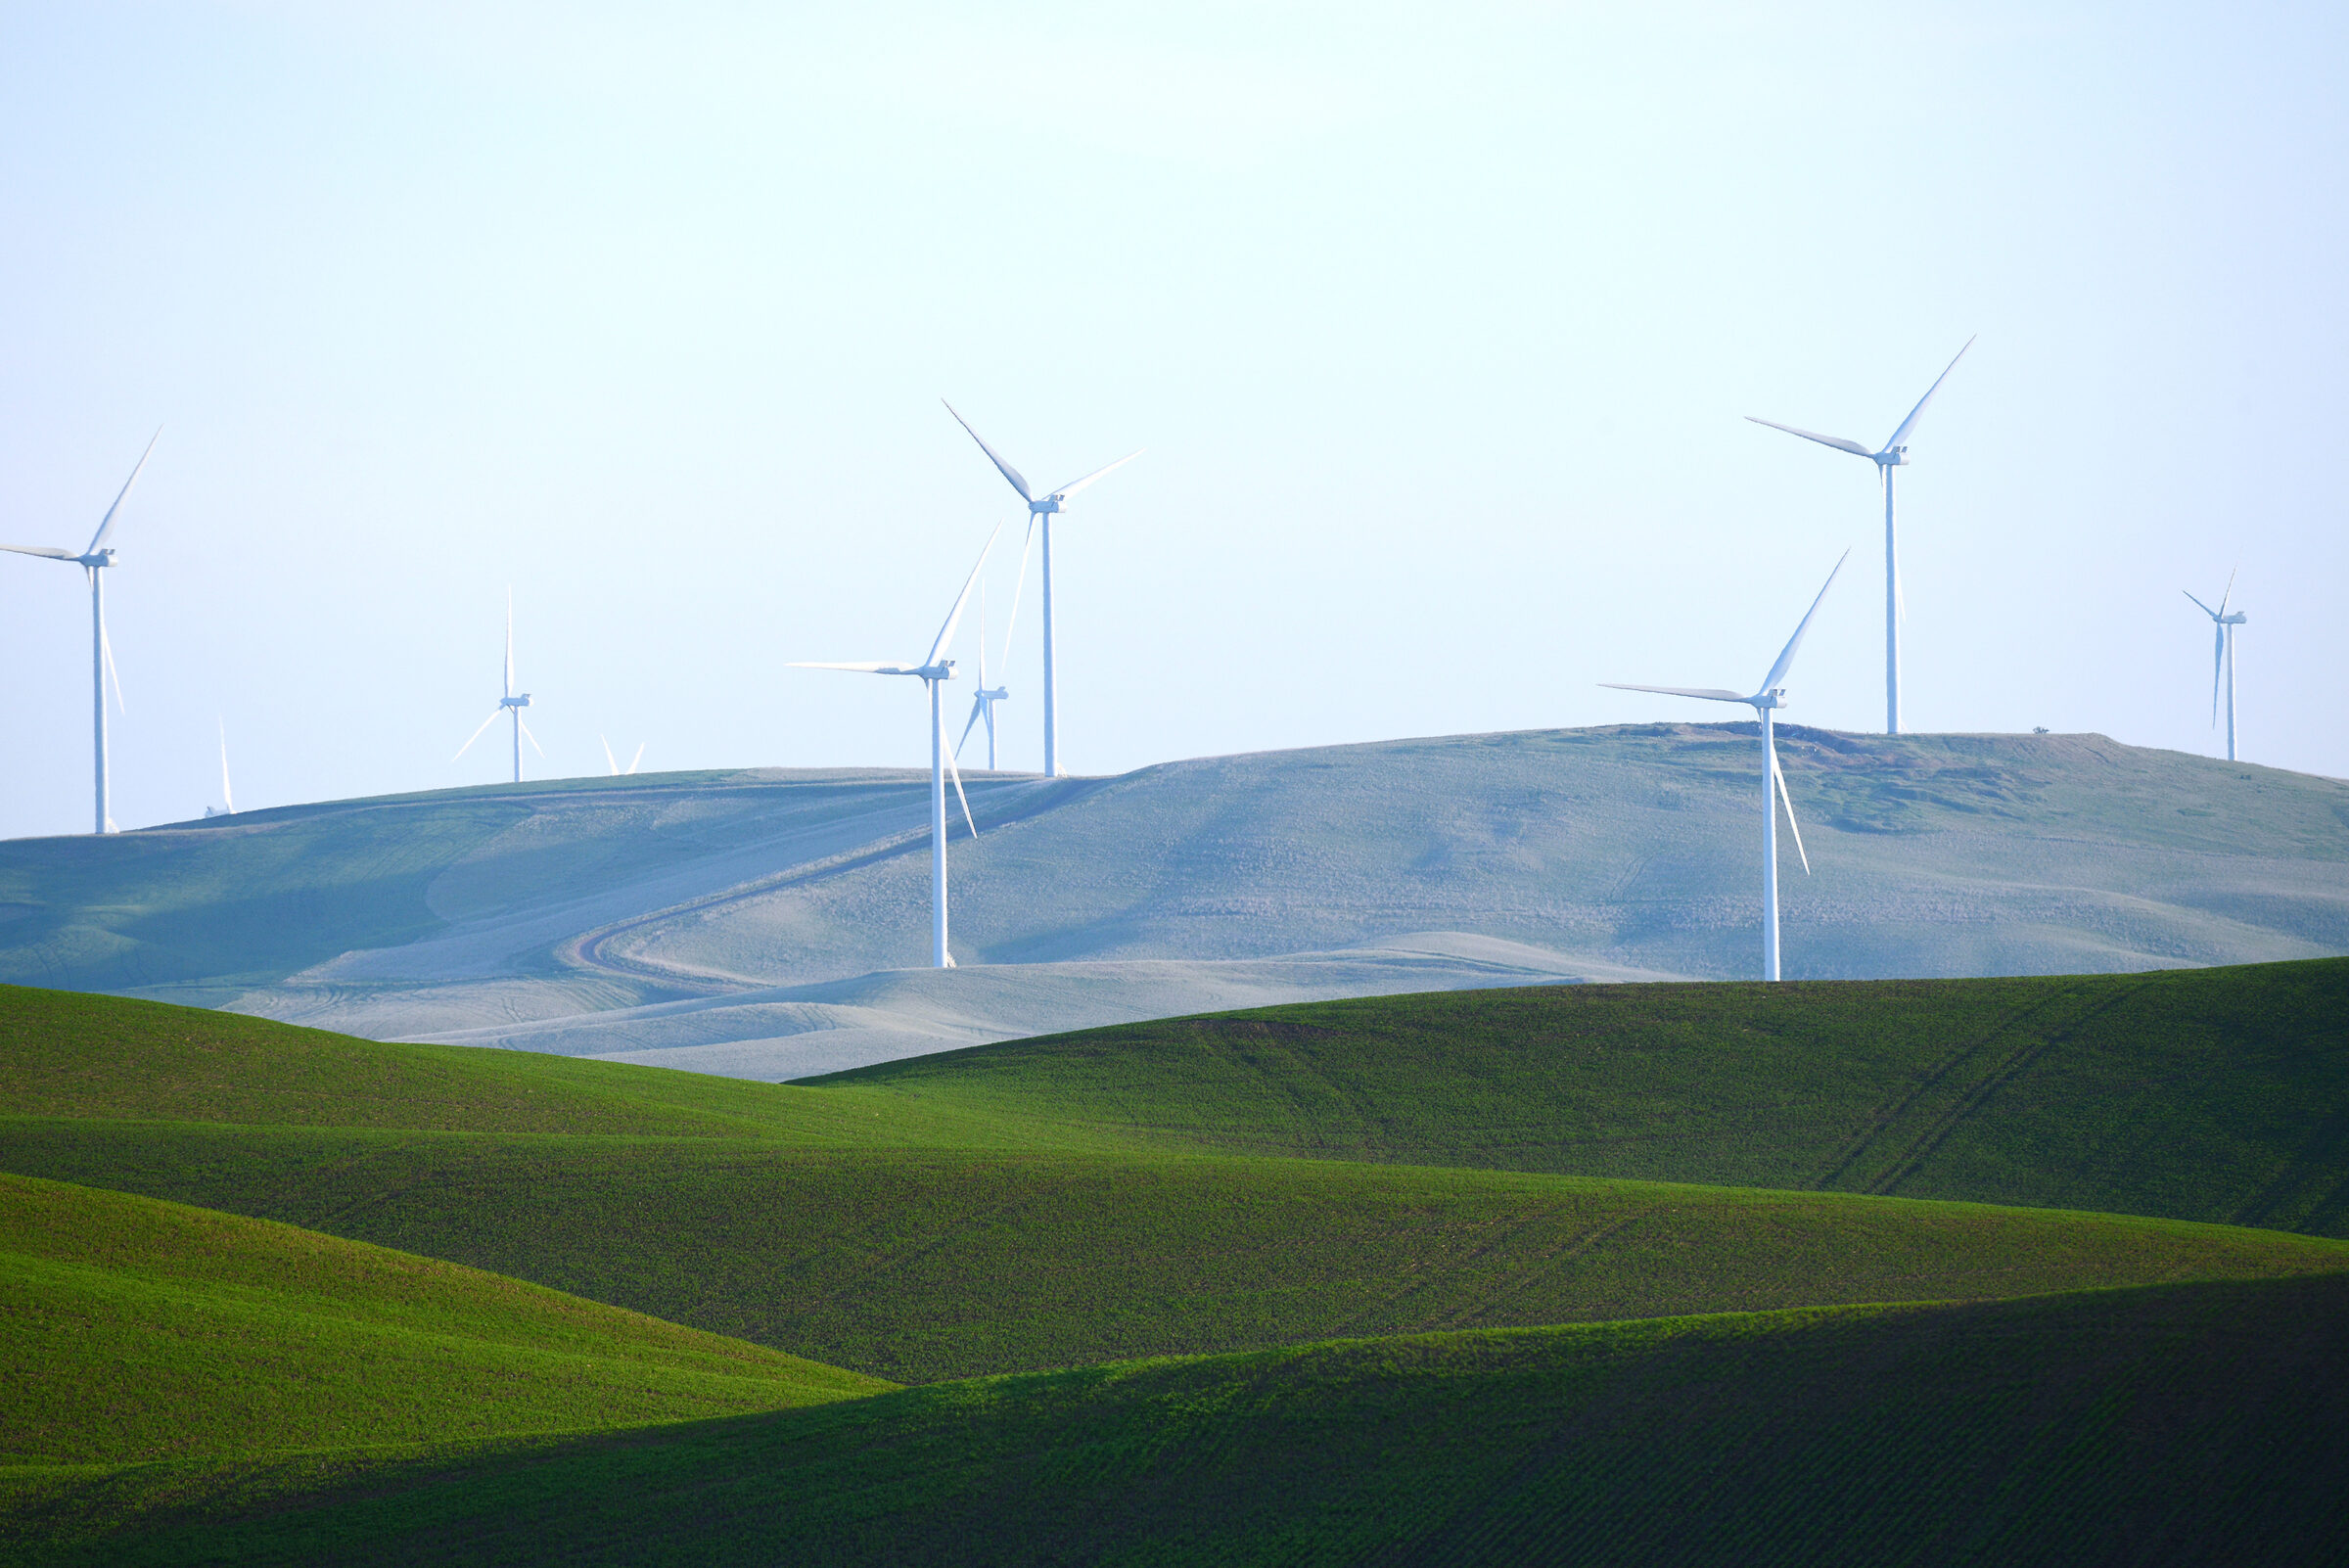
[791,522,1001,968]
[1749,339,1971,735]
[453,590,540,783]
[210,717,235,816]
[956,567,1027,772]
[1,429,161,834]
[601,735,646,776]
[2184,573,2249,761]
[942,401,1140,777]
[1602,550,1849,982]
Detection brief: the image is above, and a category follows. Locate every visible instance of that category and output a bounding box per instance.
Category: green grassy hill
[0,1173,884,1467]
[7,969,2348,1383]
[814,955,2349,1234]
[22,1273,2346,1566]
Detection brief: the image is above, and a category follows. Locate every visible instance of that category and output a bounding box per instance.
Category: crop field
[2,959,2345,1561]
[15,1274,2345,1566]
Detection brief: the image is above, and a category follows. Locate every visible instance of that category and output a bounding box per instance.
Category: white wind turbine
[2,430,161,834]
[1748,339,1971,735]
[204,717,236,818]
[956,552,1034,772]
[942,401,1140,777]
[1602,550,1849,982]
[2184,572,2249,761]
[792,522,1002,968]
[601,736,646,776]
[453,590,540,783]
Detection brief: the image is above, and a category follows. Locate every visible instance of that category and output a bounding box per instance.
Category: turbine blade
[601,734,620,775]
[1762,548,1852,693]
[101,623,126,714]
[955,692,986,758]
[925,519,1006,668]
[1598,682,1751,703]
[518,716,545,758]
[1745,416,1875,459]
[504,589,516,699]
[1049,448,1144,500]
[944,744,978,839]
[999,515,1036,667]
[218,716,234,813]
[452,710,503,761]
[85,426,162,555]
[1883,336,1975,452]
[941,400,1036,503]
[1773,744,1811,875]
[627,743,644,774]
[2218,566,2236,618]
[789,661,913,673]
[0,544,79,560]
[2182,589,2221,621]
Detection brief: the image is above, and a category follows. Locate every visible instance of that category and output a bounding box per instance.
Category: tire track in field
[1849,983,2144,1199]
[1810,984,2098,1194]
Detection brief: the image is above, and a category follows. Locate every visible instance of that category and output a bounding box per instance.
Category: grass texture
[14,1272,2344,1566]
[0,1173,886,1467]
[813,955,2349,1233]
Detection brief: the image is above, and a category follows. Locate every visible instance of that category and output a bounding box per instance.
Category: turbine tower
[1602,550,1848,982]
[1749,339,1970,735]
[2184,573,2249,761]
[454,590,540,783]
[1,430,161,834]
[942,401,1139,777]
[792,522,1001,968]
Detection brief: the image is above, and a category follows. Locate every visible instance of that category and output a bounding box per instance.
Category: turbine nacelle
[76,548,116,569]
[1030,496,1063,515]
[500,693,531,710]
[1752,688,1789,710]
[1875,446,1909,468]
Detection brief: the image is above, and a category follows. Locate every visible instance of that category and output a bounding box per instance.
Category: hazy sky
[3,1,2343,838]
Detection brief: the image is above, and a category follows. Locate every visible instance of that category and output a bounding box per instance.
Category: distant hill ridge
[1,725,2343,1080]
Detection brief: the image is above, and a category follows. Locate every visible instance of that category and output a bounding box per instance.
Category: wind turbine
[204,717,236,818]
[791,522,1001,969]
[1602,550,1849,982]
[453,590,540,783]
[942,401,1140,777]
[956,550,1034,772]
[1748,339,1971,735]
[2184,573,2249,761]
[601,735,646,776]
[2,429,161,834]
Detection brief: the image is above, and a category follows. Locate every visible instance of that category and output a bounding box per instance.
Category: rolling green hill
[7,969,2348,1383]
[815,955,2349,1234]
[0,1173,885,1467]
[21,1273,2346,1566]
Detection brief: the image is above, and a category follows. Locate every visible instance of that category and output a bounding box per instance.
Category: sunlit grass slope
[814,955,2349,1233]
[12,1121,2344,1383]
[0,1173,886,1467]
[7,971,2349,1381]
[24,1273,2347,1567]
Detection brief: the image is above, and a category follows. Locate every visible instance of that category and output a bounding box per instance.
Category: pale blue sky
[2,1,2343,837]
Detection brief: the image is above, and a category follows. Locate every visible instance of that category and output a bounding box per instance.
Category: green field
[0,1173,883,1467]
[17,1274,2344,1566]
[3,963,2345,1560]
[816,955,2349,1233]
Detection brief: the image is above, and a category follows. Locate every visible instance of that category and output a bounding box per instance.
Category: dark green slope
[0,1173,885,1467]
[25,1273,2348,1567]
[9,1119,2342,1383]
[813,955,2349,1233]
